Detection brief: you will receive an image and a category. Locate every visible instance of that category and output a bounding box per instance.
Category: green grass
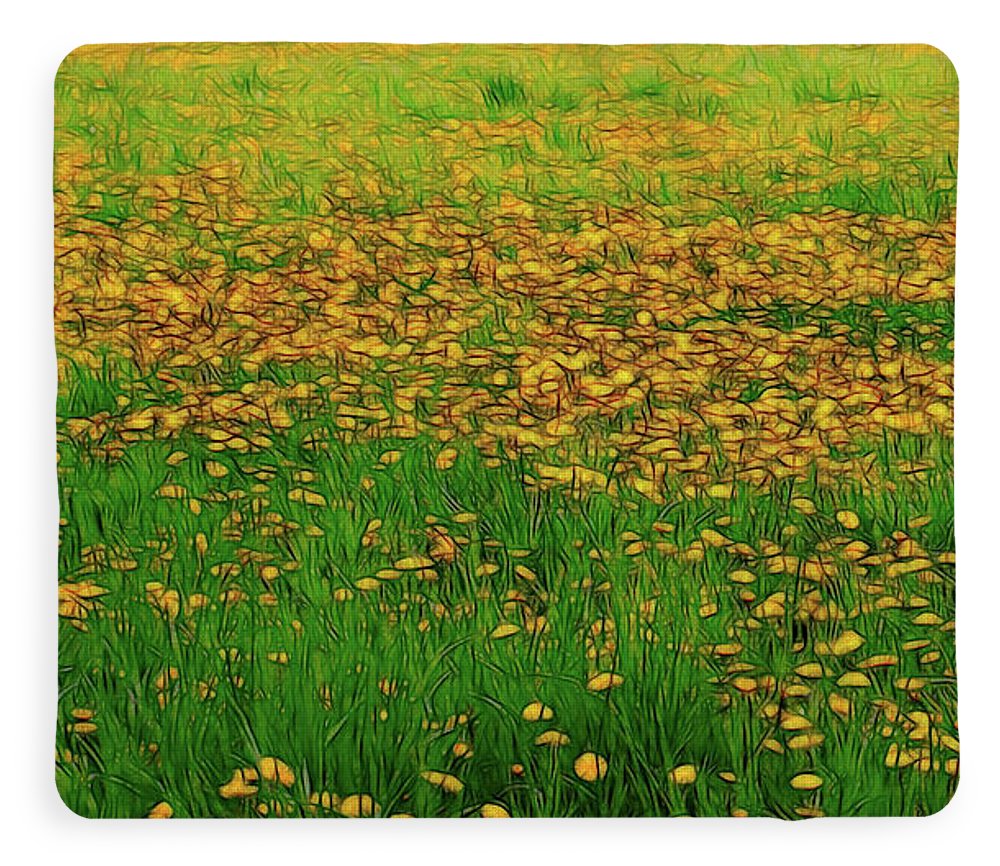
[55,44,958,225]
[56,370,955,816]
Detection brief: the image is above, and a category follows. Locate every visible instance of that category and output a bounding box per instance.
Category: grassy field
[54,44,957,818]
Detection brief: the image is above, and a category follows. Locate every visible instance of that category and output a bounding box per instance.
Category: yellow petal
[420,770,464,794]
[521,701,554,722]
[837,671,871,688]
[394,556,435,570]
[668,764,697,785]
[790,773,823,791]
[147,801,173,818]
[534,729,570,747]
[787,733,825,750]
[830,630,865,656]
[219,768,259,799]
[435,447,458,470]
[256,756,295,787]
[338,794,380,817]
[573,752,608,782]
[586,672,623,692]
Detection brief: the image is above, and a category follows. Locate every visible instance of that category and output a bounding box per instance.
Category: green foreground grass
[56,377,956,818]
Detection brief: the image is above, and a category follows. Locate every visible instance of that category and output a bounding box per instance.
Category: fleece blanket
[54,44,957,818]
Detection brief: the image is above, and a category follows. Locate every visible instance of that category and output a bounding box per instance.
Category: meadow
[54,44,957,818]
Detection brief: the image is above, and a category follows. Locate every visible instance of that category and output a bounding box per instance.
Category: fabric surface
[54,44,957,818]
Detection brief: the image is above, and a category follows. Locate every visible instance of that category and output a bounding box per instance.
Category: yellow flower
[585,672,623,692]
[420,770,464,794]
[668,764,697,785]
[521,701,554,722]
[338,794,380,817]
[147,802,173,818]
[256,756,295,787]
[219,768,259,799]
[573,752,608,782]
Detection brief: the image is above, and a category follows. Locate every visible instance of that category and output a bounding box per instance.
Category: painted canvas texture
[54,44,957,818]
